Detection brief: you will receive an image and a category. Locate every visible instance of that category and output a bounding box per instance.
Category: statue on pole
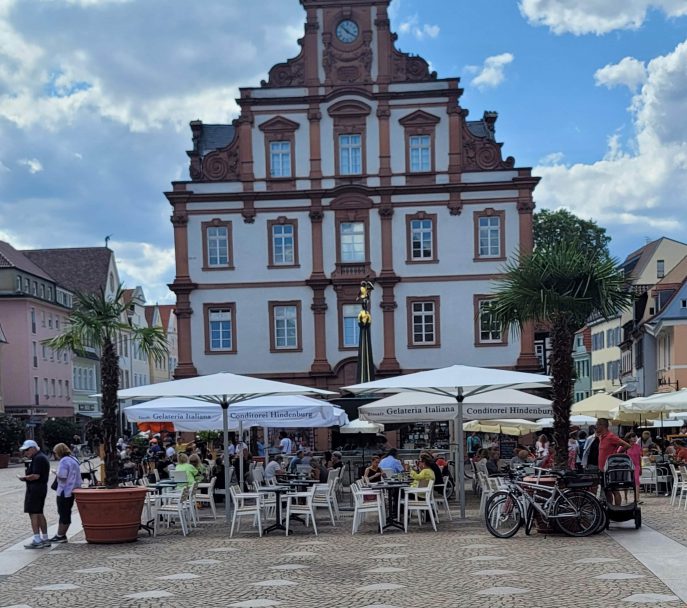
[355,280,375,383]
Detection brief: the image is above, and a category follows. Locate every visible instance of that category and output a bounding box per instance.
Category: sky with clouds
[1,0,686,303]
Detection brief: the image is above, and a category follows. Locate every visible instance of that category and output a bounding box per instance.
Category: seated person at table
[331,451,344,469]
[510,449,532,468]
[289,450,305,473]
[675,441,687,463]
[486,447,501,475]
[174,453,197,487]
[264,456,284,481]
[363,456,384,483]
[310,459,329,483]
[410,456,436,487]
[188,454,206,482]
[379,449,404,475]
[419,451,443,486]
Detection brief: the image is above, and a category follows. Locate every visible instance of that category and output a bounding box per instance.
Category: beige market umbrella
[463,419,542,437]
[571,393,623,418]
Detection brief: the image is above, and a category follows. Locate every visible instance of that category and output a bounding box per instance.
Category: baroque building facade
[168,0,540,389]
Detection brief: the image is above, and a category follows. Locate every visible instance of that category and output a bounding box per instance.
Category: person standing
[466,432,481,460]
[18,440,51,549]
[50,443,82,544]
[278,431,293,455]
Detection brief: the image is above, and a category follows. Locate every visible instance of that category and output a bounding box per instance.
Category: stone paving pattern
[0,466,685,607]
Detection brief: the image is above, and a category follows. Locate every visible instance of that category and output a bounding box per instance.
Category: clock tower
[262,0,436,89]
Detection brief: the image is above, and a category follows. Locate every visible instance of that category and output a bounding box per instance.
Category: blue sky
[1,0,686,302]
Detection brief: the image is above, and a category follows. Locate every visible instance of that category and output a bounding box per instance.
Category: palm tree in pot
[490,239,632,468]
[46,286,167,542]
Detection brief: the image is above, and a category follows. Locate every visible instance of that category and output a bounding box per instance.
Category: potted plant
[46,287,168,543]
[0,414,25,468]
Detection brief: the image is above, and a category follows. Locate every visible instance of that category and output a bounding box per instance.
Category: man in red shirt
[597,418,630,505]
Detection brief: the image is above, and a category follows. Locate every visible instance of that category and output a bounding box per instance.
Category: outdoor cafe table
[257,485,293,535]
[368,480,411,532]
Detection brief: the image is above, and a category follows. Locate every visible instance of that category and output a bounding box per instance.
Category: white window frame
[273,305,298,350]
[342,304,361,348]
[339,134,362,175]
[409,134,431,172]
[269,141,292,178]
[411,301,436,345]
[478,300,502,343]
[410,219,433,260]
[209,308,233,352]
[478,216,501,258]
[340,222,365,263]
[271,224,295,265]
[207,226,229,267]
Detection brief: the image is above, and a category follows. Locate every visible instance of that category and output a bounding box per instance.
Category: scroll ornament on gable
[462,111,515,171]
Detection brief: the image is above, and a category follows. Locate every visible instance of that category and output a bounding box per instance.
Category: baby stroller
[603,454,641,529]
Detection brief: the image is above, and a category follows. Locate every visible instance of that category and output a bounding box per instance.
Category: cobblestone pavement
[0,485,686,608]
[637,490,687,549]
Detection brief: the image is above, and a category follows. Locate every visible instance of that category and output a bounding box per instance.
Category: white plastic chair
[312,476,338,526]
[401,480,437,533]
[195,476,217,519]
[155,487,190,536]
[433,481,453,521]
[284,486,318,536]
[639,467,657,495]
[350,483,385,534]
[229,484,263,538]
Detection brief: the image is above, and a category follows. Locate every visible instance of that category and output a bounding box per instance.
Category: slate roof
[199,125,236,157]
[0,241,56,282]
[21,247,112,295]
[158,305,175,331]
[466,120,493,140]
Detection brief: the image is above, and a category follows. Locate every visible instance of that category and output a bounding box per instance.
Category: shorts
[24,486,48,515]
[56,493,75,526]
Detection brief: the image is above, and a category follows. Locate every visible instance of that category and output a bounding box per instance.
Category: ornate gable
[462,111,515,172]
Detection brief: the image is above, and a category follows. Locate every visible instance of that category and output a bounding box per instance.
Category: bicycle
[484,468,603,538]
[80,457,100,487]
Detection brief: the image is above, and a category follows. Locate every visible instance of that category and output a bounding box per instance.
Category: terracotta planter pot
[0,454,10,469]
[74,487,147,544]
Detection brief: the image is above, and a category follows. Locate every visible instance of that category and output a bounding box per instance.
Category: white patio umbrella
[616,389,687,434]
[536,415,597,427]
[339,418,384,434]
[358,388,552,422]
[463,419,542,437]
[124,396,348,432]
[344,365,550,518]
[117,372,335,522]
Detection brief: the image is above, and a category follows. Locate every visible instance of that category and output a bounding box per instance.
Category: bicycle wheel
[485,491,522,539]
[552,490,602,537]
[444,477,455,500]
[524,504,535,536]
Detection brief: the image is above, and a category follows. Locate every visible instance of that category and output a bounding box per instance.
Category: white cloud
[469,53,515,90]
[18,158,43,173]
[539,151,566,166]
[398,14,440,40]
[535,40,687,236]
[519,0,687,35]
[595,57,647,91]
[111,240,176,303]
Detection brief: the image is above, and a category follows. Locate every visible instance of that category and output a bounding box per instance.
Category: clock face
[336,19,359,43]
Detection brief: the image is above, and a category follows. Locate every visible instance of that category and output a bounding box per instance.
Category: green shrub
[41,418,79,450]
[0,414,25,454]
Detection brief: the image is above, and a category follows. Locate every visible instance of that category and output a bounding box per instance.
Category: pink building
[0,241,74,420]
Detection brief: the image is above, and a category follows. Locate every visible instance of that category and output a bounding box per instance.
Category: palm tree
[46,287,168,488]
[490,239,632,467]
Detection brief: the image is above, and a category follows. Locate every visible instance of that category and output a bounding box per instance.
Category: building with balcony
[0,241,75,421]
[168,0,540,390]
